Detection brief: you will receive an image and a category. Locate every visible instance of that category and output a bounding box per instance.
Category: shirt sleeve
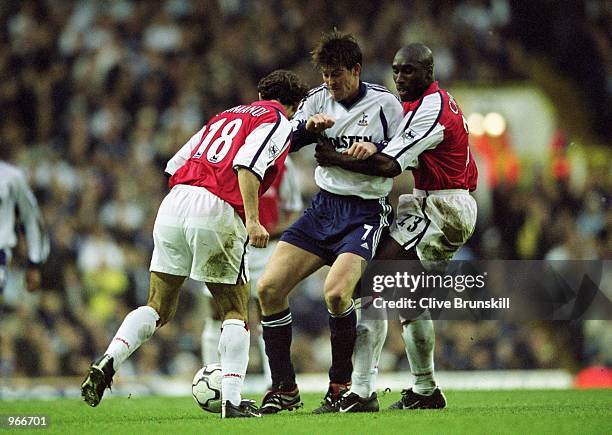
[289,89,321,151]
[164,124,207,176]
[278,156,304,212]
[13,171,49,264]
[379,96,404,142]
[233,113,293,180]
[381,92,445,171]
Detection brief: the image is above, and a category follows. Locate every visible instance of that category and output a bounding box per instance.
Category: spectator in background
[0,144,49,297]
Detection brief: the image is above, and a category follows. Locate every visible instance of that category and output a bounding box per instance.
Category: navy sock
[328,300,357,385]
[261,308,296,389]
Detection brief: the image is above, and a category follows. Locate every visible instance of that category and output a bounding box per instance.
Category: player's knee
[256,276,281,307]
[324,286,352,315]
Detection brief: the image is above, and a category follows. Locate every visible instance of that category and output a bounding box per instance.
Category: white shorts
[390,189,477,265]
[202,239,277,298]
[150,184,249,284]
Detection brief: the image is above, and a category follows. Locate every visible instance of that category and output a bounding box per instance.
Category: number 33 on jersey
[164,101,294,220]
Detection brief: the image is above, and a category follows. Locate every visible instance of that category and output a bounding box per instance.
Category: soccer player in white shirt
[0,150,49,298]
[316,44,478,412]
[257,30,403,414]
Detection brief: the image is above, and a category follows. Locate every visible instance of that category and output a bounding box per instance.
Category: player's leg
[201,288,222,365]
[257,241,326,413]
[246,243,275,386]
[81,271,185,407]
[205,281,259,417]
[312,252,364,413]
[251,299,272,386]
[82,186,194,407]
[388,237,443,409]
[344,233,407,411]
[389,313,446,410]
[315,195,394,413]
[257,242,325,315]
[389,192,476,410]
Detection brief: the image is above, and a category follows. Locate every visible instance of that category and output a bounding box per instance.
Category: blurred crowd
[0,0,610,380]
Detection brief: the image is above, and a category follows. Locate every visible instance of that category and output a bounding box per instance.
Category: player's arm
[14,171,49,291]
[290,90,335,151]
[234,112,293,246]
[291,114,335,152]
[237,169,269,248]
[380,91,445,171]
[315,139,401,177]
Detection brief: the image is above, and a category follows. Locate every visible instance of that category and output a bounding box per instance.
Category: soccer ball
[192,363,222,413]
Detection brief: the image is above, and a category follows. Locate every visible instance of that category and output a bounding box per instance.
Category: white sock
[256,324,272,386]
[402,319,436,395]
[105,306,159,371]
[202,319,222,365]
[350,305,388,398]
[219,319,250,406]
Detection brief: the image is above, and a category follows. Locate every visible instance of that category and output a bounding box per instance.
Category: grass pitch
[2,390,611,434]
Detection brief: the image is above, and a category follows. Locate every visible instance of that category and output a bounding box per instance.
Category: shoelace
[240,400,259,412]
[320,391,343,409]
[335,391,355,408]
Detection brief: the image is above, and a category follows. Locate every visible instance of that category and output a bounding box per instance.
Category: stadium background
[0,0,609,397]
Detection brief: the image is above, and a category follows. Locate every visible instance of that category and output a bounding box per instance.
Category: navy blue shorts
[280,190,393,264]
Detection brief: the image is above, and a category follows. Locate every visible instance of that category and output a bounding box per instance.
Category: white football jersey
[292,82,403,199]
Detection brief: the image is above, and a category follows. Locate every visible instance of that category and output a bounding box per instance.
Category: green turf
[1,390,611,434]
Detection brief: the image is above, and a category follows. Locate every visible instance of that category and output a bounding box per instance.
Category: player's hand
[306,113,335,133]
[344,142,377,160]
[25,267,42,292]
[246,219,269,248]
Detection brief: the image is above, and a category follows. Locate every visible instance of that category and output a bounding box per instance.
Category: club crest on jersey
[448,93,459,114]
[357,112,368,126]
[402,129,416,142]
[268,143,279,158]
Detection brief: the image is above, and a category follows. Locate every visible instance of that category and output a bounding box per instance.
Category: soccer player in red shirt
[81,70,308,418]
[315,43,478,412]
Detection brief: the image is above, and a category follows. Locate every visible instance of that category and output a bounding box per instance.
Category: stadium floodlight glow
[483,112,507,137]
[467,113,485,136]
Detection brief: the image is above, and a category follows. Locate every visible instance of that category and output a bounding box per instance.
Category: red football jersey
[259,156,304,234]
[382,82,477,191]
[165,101,293,219]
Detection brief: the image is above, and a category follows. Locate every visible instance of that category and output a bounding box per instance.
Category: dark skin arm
[314,139,401,177]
